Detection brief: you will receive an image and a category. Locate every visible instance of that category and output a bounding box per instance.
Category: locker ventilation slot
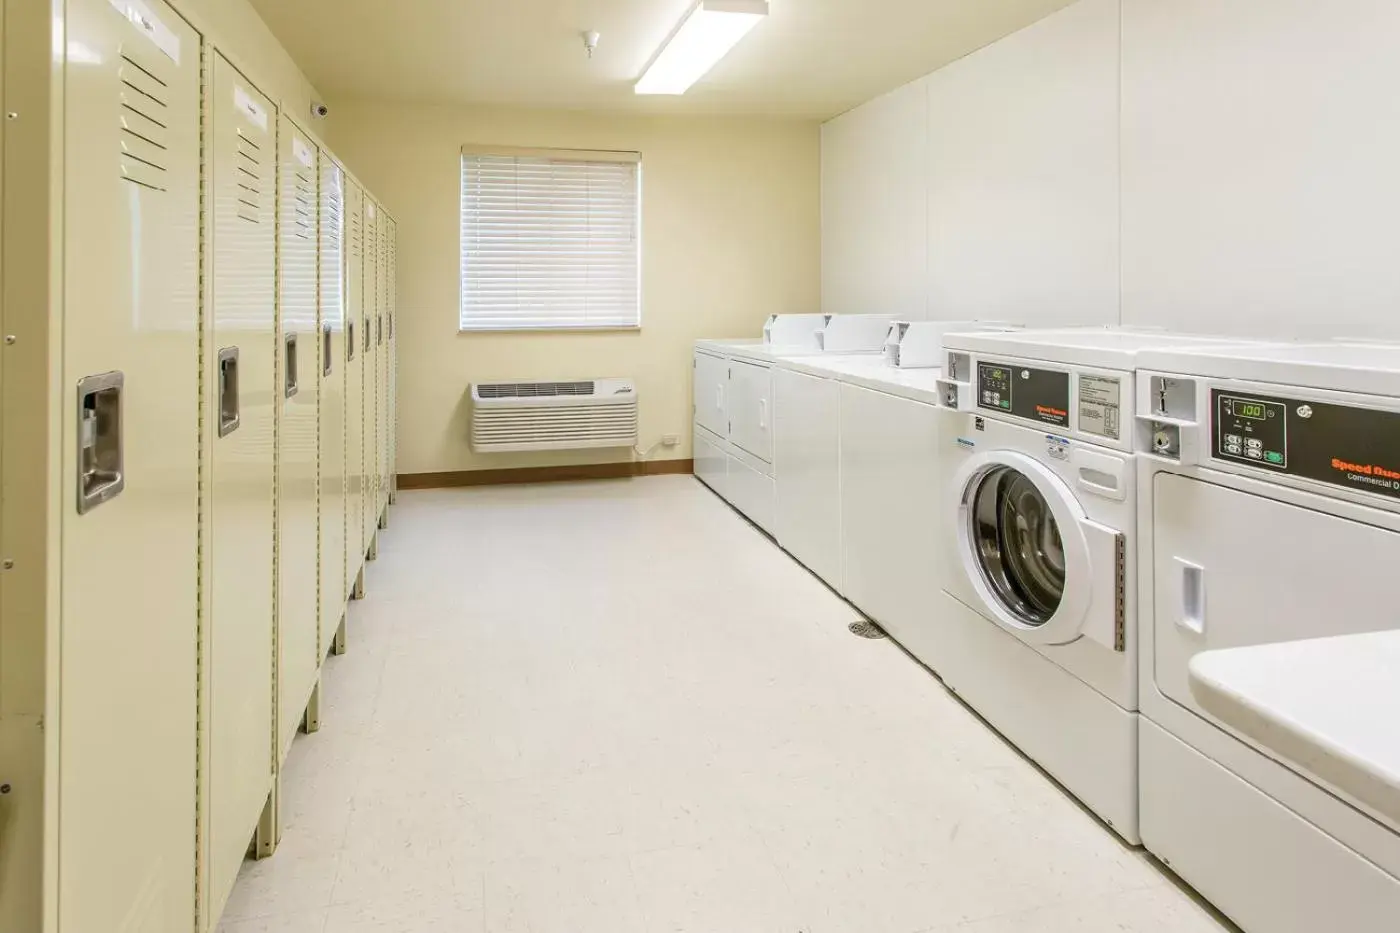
[236,131,262,222]
[294,170,315,239]
[118,52,170,191]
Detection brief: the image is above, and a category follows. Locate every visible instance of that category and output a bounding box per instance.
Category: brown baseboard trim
[397,459,694,490]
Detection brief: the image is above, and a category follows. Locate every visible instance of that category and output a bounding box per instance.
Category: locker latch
[284,333,299,399]
[76,371,125,514]
[218,347,241,437]
[322,323,333,377]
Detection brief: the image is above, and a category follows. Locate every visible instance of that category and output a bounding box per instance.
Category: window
[460,148,641,331]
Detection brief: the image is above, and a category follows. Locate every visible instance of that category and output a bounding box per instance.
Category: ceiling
[249,0,1075,120]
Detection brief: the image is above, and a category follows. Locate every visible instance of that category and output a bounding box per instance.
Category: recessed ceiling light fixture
[634,0,769,96]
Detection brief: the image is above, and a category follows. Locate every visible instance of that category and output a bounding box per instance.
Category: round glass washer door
[968,465,1066,626]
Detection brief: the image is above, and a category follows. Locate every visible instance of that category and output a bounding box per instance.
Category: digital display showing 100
[1232,400,1267,421]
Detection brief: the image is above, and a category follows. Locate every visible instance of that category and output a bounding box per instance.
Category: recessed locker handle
[364,317,372,353]
[322,322,333,377]
[1176,557,1206,636]
[76,371,125,514]
[376,314,383,346]
[759,398,768,430]
[715,384,724,414]
[284,332,299,399]
[347,320,356,361]
[217,347,240,437]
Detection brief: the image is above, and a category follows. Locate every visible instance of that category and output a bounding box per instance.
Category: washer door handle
[1176,557,1206,636]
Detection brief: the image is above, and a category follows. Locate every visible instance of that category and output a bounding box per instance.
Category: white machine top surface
[1137,342,1400,397]
[780,354,943,406]
[1189,631,1400,828]
[940,327,1265,371]
[696,338,884,364]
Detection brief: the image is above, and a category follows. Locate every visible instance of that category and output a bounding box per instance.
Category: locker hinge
[1113,533,1126,653]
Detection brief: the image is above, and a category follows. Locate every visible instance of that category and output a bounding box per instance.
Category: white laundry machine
[1131,342,1400,933]
[769,321,1016,597]
[692,315,895,535]
[932,328,1269,843]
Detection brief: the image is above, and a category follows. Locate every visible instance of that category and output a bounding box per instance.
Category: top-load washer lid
[940,326,1279,371]
[1136,341,1400,398]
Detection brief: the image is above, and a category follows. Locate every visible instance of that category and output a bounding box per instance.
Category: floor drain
[848,618,887,639]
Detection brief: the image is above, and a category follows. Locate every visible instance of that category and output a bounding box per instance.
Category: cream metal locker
[319,155,348,641]
[344,178,366,593]
[58,1,203,929]
[376,207,390,516]
[276,114,321,766]
[386,217,398,502]
[206,52,278,920]
[363,197,381,542]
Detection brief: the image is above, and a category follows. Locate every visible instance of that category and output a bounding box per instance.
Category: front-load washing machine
[932,328,1274,843]
[1132,342,1400,933]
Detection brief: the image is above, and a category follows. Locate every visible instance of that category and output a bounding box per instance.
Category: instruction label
[1078,374,1121,440]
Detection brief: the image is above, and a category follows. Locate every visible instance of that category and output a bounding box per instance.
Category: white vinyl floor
[220,475,1234,933]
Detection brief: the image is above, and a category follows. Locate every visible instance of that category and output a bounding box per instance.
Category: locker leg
[351,566,366,601]
[302,678,322,734]
[253,788,278,860]
[333,613,348,655]
[366,531,379,562]
[378,505,388,530]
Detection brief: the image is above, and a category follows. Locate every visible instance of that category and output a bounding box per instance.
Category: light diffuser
[634,0,769,96]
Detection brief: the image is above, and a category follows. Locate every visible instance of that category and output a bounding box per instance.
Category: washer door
[950,451,1123,650]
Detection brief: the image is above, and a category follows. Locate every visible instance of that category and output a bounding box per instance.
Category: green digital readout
[1232,401,1267,420]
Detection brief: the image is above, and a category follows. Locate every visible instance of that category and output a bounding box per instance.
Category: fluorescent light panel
[635,0,768,96]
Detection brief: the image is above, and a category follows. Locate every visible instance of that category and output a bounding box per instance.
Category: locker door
[59,1,200,928]
[345,180,365,580]
[276,116,320,764]
[377,208,390,511]
[362,197,379,542]
[387,218,398,498]
[208,53,277,921]
[319,156,347,650]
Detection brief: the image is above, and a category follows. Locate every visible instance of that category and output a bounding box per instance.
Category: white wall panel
[925,0,1120,328]
[1121,0,1400,340]
[820,77,929,320]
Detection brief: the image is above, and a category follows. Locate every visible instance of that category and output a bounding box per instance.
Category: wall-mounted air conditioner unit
[470,379,639,452]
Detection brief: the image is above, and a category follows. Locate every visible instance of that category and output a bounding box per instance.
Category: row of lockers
[0,0,396,930]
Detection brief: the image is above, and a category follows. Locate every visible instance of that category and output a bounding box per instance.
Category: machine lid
[1138,342,1400,399]
[940,326,1271,372]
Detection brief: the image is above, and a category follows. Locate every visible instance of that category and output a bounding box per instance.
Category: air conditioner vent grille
[476,381,596,399]
[470,378,637,452]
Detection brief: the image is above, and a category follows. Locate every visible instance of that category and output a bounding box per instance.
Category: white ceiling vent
[471,378,638,452]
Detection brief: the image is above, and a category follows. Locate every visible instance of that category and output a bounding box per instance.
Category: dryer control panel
[1212,389,1400,499]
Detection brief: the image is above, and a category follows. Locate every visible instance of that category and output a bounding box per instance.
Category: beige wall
[325,101,821,475]
[179,0,322,119]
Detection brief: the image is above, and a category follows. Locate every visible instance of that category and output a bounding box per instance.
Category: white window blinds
[460,150,641,331]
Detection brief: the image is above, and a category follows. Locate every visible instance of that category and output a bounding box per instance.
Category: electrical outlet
[661,434,681,447]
